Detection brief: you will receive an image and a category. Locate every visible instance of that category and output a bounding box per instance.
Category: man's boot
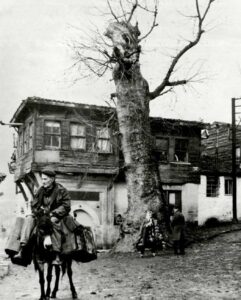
[14,246,24,259]
[11,245,28,267]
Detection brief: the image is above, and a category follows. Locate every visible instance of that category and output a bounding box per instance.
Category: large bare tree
[71,0,215,251]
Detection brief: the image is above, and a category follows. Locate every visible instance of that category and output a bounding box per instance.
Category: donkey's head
[35,210,54,251]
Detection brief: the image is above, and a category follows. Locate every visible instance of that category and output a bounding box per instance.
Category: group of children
[135,206,186,257]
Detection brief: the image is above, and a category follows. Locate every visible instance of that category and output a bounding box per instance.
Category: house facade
[9,97,205,248]
[199,122,241,224]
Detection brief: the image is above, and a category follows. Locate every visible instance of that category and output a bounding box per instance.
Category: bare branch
[139,1,158,42]
[159,87,174,97]
[107,0,119,22]
[127,0,138,23]
[119,0,128,22]
[138,2,158,42]
[167,80,187,87]
[200,0,215,22]
[149,0,215,100]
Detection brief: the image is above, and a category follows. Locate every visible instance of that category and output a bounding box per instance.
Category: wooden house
[199,122,241,224]
[9,97,205,248]
[150,117,203,222]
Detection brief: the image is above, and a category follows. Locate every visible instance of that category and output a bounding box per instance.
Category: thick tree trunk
[106,22,168,252]
[115,71,164,251]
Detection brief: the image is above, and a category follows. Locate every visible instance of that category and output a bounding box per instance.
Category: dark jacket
[171,210,185,241]
[136,218,156,249]
[31,182,75,253]
[31,182,71,219]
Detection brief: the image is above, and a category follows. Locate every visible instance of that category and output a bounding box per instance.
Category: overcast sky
[0,0,241,180]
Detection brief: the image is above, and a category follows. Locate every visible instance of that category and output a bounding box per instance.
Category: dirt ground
[1,230,241,300]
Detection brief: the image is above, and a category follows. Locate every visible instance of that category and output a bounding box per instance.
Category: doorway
[165,190,182,211]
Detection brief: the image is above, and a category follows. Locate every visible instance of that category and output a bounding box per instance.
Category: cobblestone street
[1,230,241,300]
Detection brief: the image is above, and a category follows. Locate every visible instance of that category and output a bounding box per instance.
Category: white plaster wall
[182,183,199,222]
[198,175,233,225]
[236,177,241,220]
[114,183,128,216]
[163,183,199,222]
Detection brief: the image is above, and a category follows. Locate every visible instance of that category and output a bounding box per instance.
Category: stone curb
[186,226,241,246]
[203,227,241,241]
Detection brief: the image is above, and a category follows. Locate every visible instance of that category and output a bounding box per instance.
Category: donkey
[33,212,78,300]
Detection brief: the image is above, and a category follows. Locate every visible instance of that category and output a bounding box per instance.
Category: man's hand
[51,216,59,224]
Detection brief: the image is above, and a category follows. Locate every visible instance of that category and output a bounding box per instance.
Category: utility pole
[232,98,237,222]
[231,97,241,223]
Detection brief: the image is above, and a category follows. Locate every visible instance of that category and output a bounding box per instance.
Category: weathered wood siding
[33,105,119,173]
[201,123,241,174]
[14,112,35,181]
[151,119,202,184]
[13,99,203,186]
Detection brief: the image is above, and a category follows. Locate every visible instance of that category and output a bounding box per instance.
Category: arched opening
[72,204,102,247]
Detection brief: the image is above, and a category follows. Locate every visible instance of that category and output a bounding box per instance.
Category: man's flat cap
[41,166,56,177]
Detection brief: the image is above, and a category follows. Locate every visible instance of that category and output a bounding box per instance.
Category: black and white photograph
[1,1,241,299]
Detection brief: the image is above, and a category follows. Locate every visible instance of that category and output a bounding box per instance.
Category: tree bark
[106,22,168,251]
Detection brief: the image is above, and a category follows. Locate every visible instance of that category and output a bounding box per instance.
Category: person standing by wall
[171,205,186,255]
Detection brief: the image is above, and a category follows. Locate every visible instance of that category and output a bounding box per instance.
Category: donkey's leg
[46,263,53,299]
[51,265,60,299]
[37,263,47,300]
[67,259,78,299]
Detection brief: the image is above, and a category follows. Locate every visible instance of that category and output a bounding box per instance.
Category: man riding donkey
[7,166,78,266]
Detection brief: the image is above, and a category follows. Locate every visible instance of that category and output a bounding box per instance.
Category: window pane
[71,124,85,136]
[29,123,33,136]
[70,124,76,135]
[52,126,60,134]
[28,123,33,150]
[225,179,232,195]
[98,139,111,152]
[44,121,61,148]
[19,132,23,155]
[236,147,240,158]
[207,176,219,197]
[71,137,86,149]
[23,128,27,152]
[97,128,109,139]
[45,121,60,134]
[52,136,60,147]
[77,125,85,136]
[44,135,52,146]
[175,139,188,162]
[155,137,168,161]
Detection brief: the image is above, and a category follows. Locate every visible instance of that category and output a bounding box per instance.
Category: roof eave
[10,99,26,123]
